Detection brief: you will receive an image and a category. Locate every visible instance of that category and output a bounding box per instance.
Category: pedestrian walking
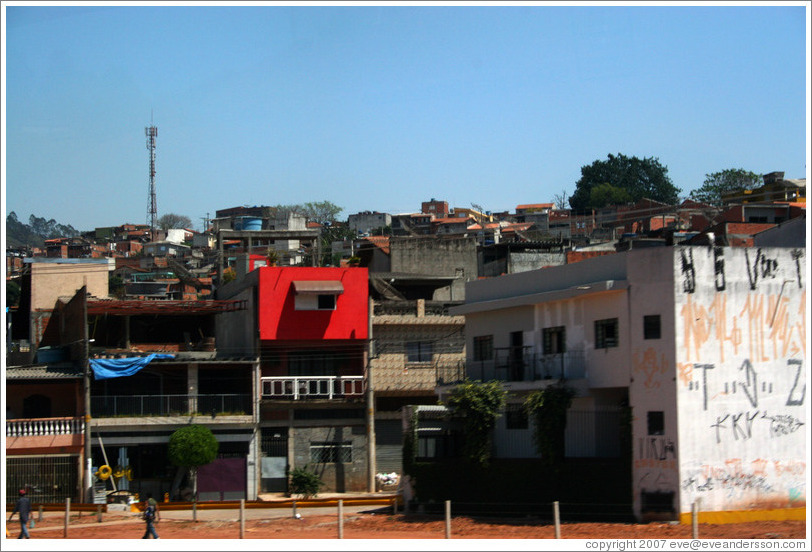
[8,489,32,539]
[141,493,160,539]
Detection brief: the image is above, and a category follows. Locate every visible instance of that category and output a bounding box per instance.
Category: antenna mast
[145,124,158,240]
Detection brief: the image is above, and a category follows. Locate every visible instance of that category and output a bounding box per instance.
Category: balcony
[6,417,85,437]
[467,348,586,383]
[261,376,364,400]
[91,394,252,417]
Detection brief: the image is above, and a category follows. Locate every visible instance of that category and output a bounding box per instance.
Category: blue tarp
[89,354,175,380]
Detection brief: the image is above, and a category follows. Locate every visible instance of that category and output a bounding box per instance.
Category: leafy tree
[108,274,125,299]
[569,153,680,212]
[689,169,762,206]
[168,424,219,502]
[444,379,507,467]
[272,201,344,224]
[589,183,632,209]
[157,213,193,230]
[524,385,575,467]
[6,280,21,307]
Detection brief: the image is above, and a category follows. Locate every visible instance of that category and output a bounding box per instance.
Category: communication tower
[146,125,158,239]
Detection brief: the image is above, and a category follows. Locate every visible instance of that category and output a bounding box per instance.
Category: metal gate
[260,428,288,493]
[6,455,78,504]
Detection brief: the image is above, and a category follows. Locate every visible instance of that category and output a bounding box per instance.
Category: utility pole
[82,286,93,504]
[366,297,376,491]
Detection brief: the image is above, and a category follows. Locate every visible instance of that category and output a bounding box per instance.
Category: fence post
[445,500,451,539]
[292,500,298,518]
[97,504,103,523]
[692,500,699,539]
[337,499,344,539]
[239,499,245,539]
[63,497,70,538]
[38,505,44,522]
[193,501,197,523]
[553,501,561,539]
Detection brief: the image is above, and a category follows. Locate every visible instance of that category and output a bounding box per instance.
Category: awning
[292,281,344,295]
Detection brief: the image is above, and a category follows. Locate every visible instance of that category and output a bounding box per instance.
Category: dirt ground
[8,510,807,540]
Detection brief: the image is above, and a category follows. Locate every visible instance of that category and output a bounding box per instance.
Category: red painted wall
[258,267,368,341]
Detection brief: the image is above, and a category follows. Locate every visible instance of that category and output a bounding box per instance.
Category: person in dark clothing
[8,489,32,539]
[142,493,160,539]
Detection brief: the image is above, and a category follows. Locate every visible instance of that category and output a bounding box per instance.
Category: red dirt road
[9,511,807,540]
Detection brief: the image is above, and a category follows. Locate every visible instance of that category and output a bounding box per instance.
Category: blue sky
[2,2,809,232]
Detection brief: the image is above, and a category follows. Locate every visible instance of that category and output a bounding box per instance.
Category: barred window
[310,441,352,463]
[542,326,566,355]
[595,318,619,349]
[473,335,493,361]
[406,341,433,363]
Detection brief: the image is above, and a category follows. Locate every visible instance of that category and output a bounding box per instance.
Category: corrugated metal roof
[6,363,83,379]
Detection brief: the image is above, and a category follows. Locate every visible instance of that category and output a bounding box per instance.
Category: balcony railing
[91,394,252,417]
[468,348,587,383]
[261,376,364,400]
[6,417,85,437]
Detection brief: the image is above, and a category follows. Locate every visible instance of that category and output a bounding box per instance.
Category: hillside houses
[5,174,807,521]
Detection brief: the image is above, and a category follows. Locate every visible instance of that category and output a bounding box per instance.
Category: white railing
[6,417,84,437]
[261,376,365,400]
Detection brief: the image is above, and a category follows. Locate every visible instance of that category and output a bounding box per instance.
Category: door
[260,428,288,493]
[509,331,524,381]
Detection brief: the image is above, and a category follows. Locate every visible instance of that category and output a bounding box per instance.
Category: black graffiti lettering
[681,249,695,293]
[786,359,806,406]
[697,363,714,411]
[792,249,804,288]
[712,415,729,444]
[731,410,759,440]
[714,247,726,291]
[738,359,758,408]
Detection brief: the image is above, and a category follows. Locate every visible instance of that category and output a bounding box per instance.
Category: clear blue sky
[3,2,809,232]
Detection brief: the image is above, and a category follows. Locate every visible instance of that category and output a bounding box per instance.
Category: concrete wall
[672,247,806,517]
[389,237,478,301]
[216,286,257,357]
[508,251,566,274]
[624,249,679,519]
[30,261,110,310]
[291,425,369,492]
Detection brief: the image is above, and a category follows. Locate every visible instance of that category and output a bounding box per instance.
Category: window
[295,293,337,310]
[647,411,664,435]
[505,404,528,430]
[406,341,433,363]
[473,335,493,361]
[310,442,352,463]
[595,318,619,348]
[542,326,566,355]
[644,315,661,340]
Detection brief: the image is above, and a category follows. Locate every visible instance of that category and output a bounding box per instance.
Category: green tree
[444,379,507,467]
[272,201,344,224]
[157,213,193,230]
[6,280,21,307]
[168,424,219,502]
[523,385,575,467]
[689,168,762,206]
[569,153,680,212]
[589,183,633,209]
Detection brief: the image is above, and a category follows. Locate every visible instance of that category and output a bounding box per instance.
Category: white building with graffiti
[451,246,806,522]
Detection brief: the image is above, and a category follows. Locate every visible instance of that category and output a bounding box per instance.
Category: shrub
[289,466,324,499]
